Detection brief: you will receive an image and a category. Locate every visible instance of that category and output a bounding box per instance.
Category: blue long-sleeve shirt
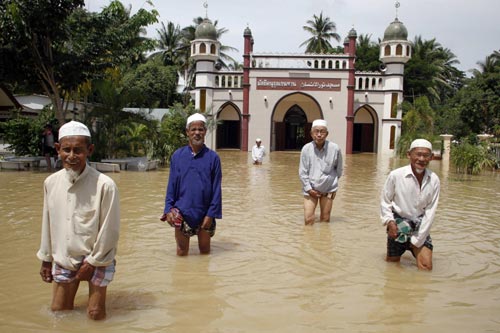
[164,145,222,227]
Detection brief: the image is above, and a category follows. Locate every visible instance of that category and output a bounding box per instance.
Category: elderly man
[252,138,266,164]
[299,119,343,225]
[380,139,440,270]
[37,121,120,320]
[161,113,222,256]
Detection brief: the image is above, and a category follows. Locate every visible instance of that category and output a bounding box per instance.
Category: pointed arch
[353,104,379,153]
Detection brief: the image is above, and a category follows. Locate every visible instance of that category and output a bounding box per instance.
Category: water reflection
[0,151,499,332]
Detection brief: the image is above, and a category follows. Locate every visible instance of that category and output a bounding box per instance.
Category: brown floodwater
[1,151,499,332]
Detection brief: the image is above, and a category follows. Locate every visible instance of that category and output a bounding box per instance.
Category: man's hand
[160,212,174,226]
[387,220,398,239]
[40,261,53,283]
[75,261,95,281]
[201,216,213,231]
[307,189,322,198]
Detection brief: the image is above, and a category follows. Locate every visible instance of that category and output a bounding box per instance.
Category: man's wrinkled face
[186,121,206,148]
[56,136,94,174]
[311,126,328,145]
[407,147,433,174]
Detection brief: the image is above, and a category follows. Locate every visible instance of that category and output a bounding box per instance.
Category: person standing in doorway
[299,119,343,225]
[37,121,120,320]
[161,113,222,256]
[380,138,440,270]
[252,138,266,164]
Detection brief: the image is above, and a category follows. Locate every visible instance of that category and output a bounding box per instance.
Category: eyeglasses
[312,130,328,135]
[412,152,432,159]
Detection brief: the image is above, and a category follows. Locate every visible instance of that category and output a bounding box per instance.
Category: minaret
[191,10,220,114]
[379,1,411,154]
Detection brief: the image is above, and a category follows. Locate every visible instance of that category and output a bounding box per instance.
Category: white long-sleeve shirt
[299,140,343,195]
[252,145,266,163]
[37,165,120,270]
[380,164,440,247]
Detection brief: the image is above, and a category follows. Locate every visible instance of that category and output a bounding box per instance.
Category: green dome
[195,18,217,40]
[383,18,408,41]
[244,26,252,37]
[348,28,357,38]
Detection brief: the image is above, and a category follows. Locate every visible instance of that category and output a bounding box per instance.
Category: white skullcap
[409,139,432,151]
[256,138,262,142]
[186,113,206,128]
[312,119,328,129]
[58,121,91,140]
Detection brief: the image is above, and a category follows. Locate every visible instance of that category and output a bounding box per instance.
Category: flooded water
[1,151,499,332]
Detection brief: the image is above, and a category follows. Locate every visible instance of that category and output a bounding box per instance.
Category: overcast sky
[85,0,500,74]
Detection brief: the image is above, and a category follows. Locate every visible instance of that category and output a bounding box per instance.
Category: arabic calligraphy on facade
[256,78,341,91]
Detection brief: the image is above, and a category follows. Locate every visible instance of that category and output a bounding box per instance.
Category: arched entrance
[353,105,377,153]
[284,105,307,150]
[216,103,241,149]
[272,93,321,151]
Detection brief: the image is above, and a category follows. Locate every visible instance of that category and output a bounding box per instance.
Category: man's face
[256,141,261,147]
[311,126,328,145]
[55,136,94,174]
[407,147,433,174]
[186,121,206,148]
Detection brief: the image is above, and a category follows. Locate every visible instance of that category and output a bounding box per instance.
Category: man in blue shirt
[161,113,222,256]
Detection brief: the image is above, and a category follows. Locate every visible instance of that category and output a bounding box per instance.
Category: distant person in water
[161,113,222,256]
[37,121,120,320]
[298,119,343,225]
[380,138,440,270]
[252,138,266,164]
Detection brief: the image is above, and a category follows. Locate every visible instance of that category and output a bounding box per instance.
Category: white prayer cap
[58,121,91,140]
[409,139,432,151]
[312,119,328,129]
[256,138,262,142]
[186,113,206,128]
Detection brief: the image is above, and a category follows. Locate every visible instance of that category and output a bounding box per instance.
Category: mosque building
[189,10,411,155]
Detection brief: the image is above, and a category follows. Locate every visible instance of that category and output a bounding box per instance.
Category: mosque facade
[189,15,411,155]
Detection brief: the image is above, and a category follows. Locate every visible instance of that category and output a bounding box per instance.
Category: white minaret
[379,1,411,154]
[191,10,220,115]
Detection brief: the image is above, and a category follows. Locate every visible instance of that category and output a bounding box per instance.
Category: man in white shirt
[380,139,440,270]
[299,119,343,225]
[37,121,120,319]
[252,138,266,164]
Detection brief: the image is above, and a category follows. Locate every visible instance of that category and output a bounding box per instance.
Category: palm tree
[300,12,340,54]
[404,36,463,104]
[473,54,499,76]
[355,34,380,71]
[150,21,184,66]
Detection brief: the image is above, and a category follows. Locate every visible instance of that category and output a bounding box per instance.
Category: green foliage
[88,78,145,160]
[300,12,340,54]
[451,140,496,174]
[396,96,437,157]
[404,36,464,105]
[0,0,158,125]
[122,60,180,108]
[355,34,381,72]
[0,108,57,156]
[452,71,500,136]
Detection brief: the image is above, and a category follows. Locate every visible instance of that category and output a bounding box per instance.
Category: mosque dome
[195,18,217,40]
[383,18,408,41]
[347,27,357,38]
